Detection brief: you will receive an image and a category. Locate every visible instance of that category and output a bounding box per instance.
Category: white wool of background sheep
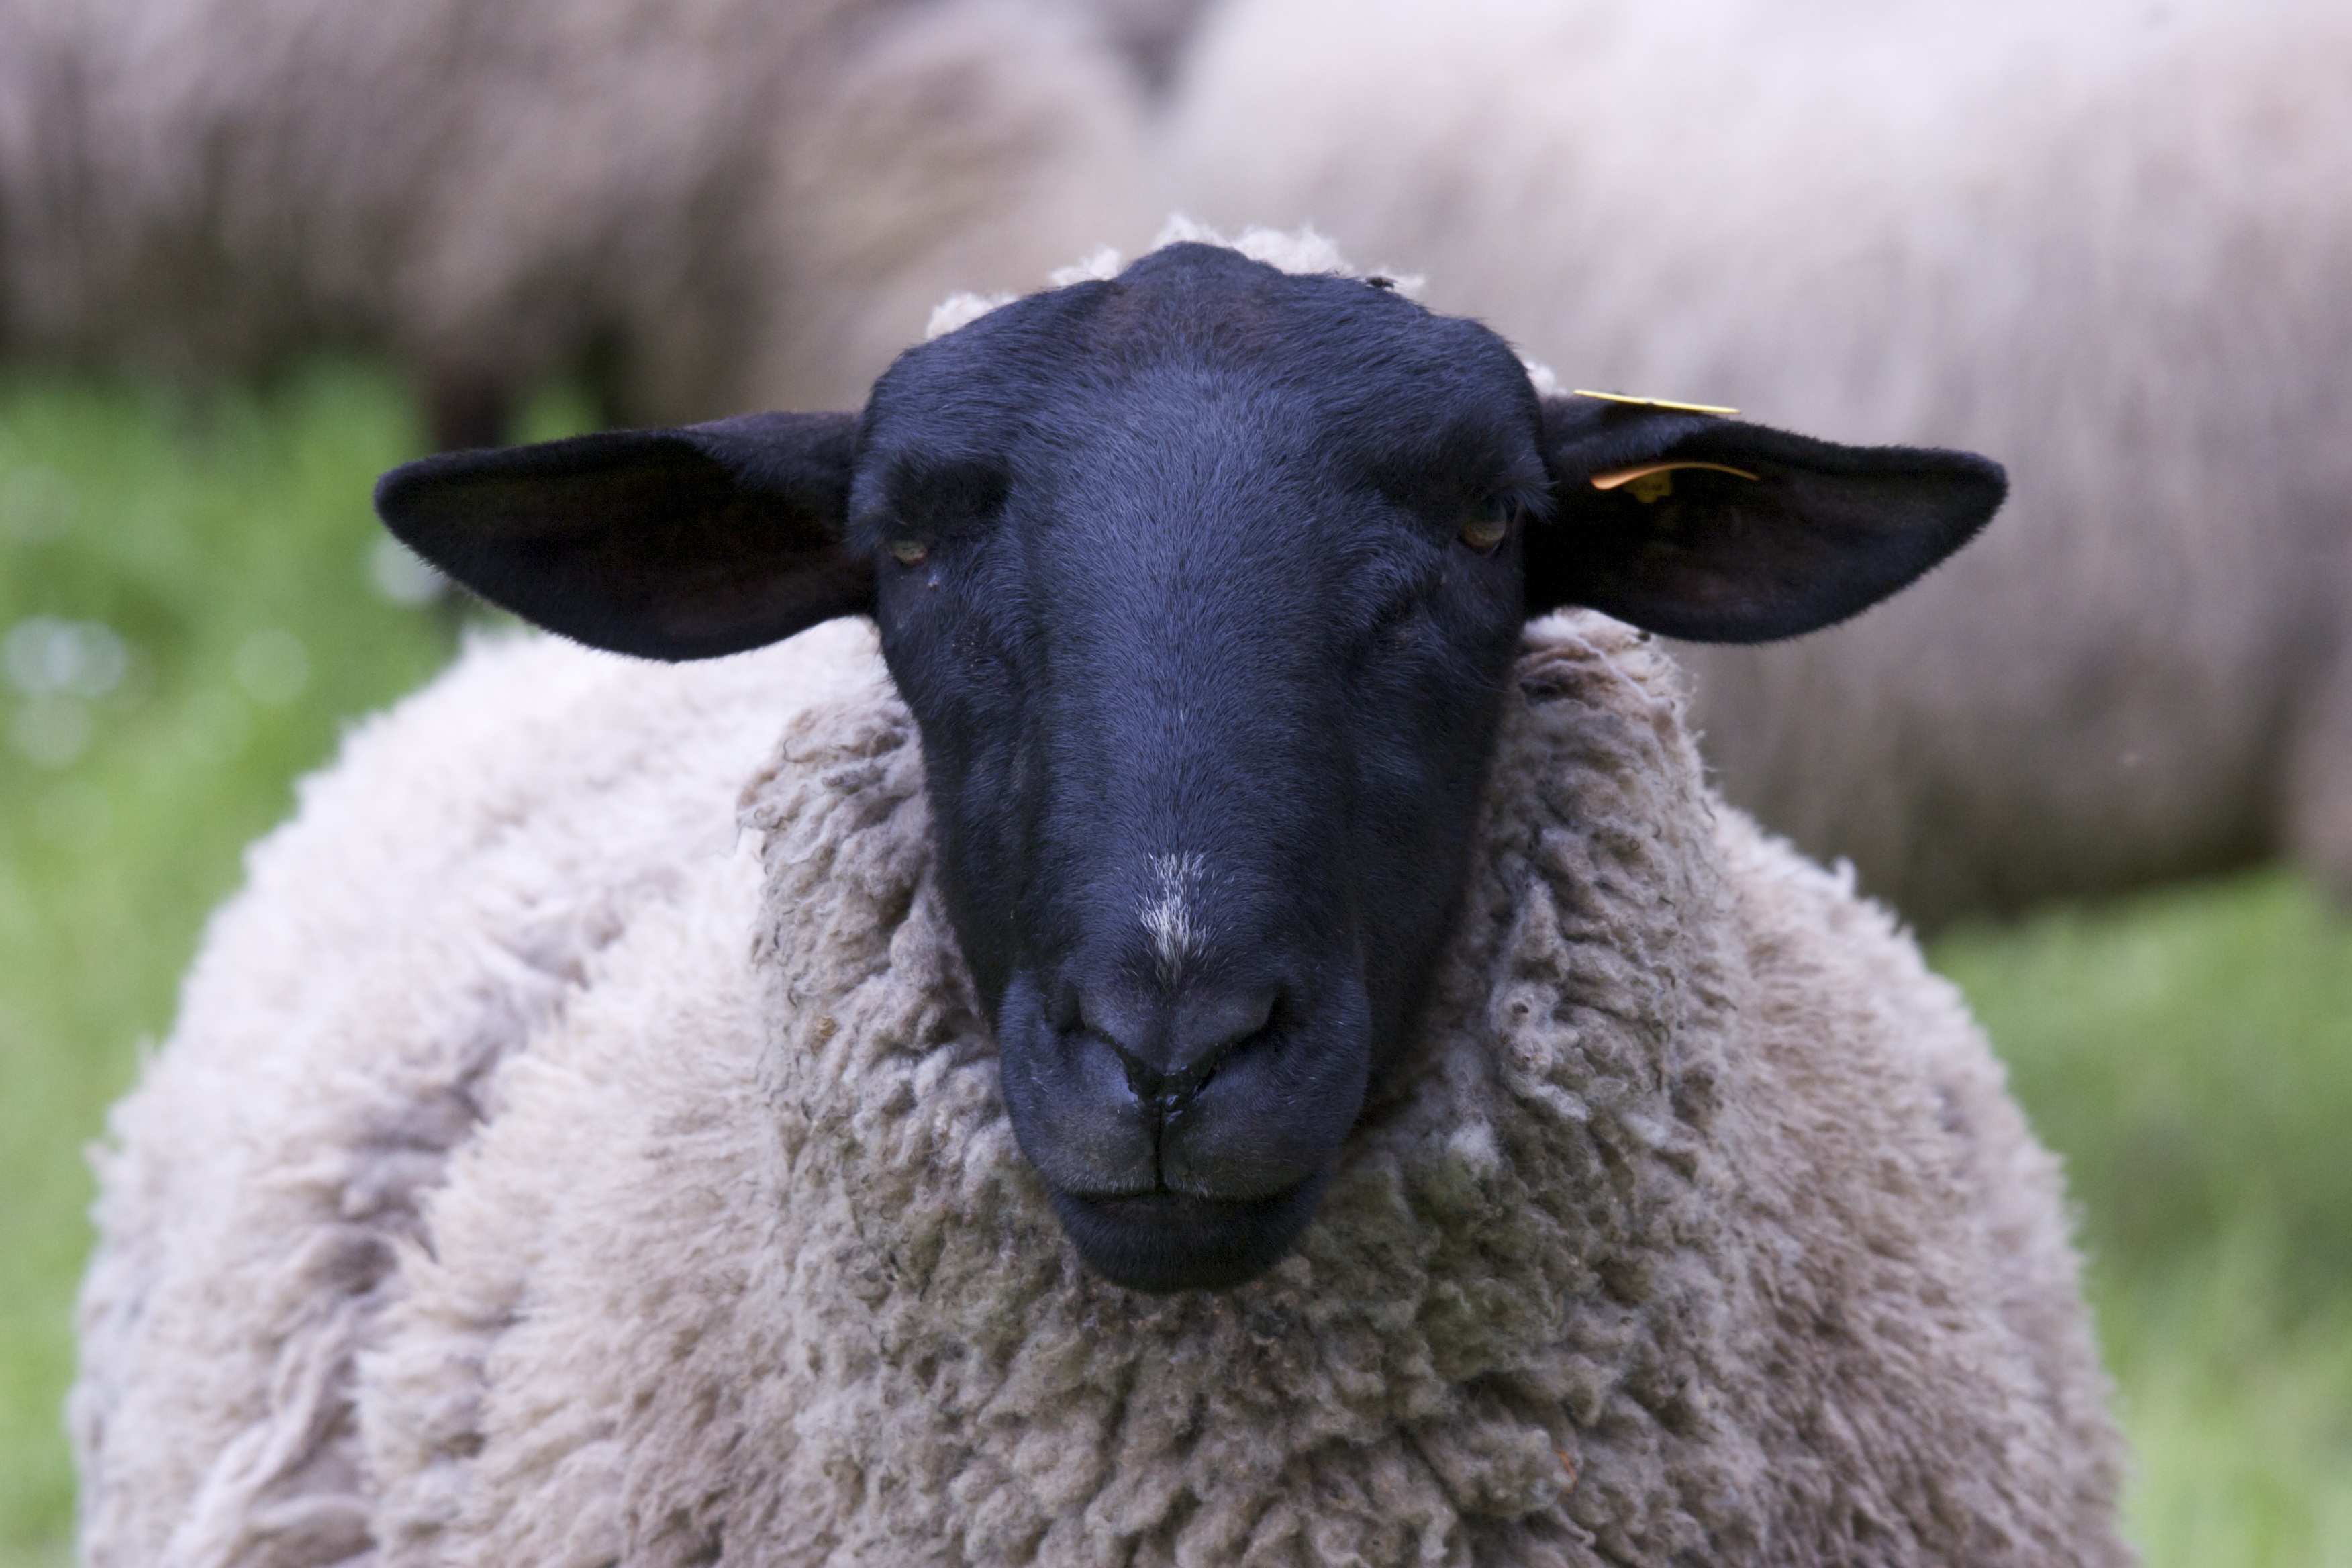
[75,615,2126,1565]
[1165,0,2352,927]
[0,0,1173,442]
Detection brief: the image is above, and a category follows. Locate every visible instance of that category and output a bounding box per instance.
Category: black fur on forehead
[851,243,1553,522]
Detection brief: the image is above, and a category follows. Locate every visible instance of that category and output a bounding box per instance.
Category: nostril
[1093,1030,1211,1114]
[1074,982,1283,1117]
[1153,985,1281,1114]
[1107,1038,1162,1105]
[1073,993,1168,1107]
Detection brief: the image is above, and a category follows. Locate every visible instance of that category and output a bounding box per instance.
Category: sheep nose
[1081,985,1277,1114]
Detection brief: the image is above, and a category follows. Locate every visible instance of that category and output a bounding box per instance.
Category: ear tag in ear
[1589,460,1763,504]
[1571,388,1741,416]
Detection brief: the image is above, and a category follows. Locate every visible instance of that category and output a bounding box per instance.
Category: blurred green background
[0,362,2347,1567]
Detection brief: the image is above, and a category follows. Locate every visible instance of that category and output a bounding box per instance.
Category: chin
[1047,1177,1330,1294]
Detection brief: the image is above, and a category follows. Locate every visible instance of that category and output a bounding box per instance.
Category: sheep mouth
[1046,1177,1329,1294]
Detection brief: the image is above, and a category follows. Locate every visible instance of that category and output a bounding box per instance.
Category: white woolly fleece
[75,614,2126,1567]
[924,214,1429,341]
[70,622,877,1568]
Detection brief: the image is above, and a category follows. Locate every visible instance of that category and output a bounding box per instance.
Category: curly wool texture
[78,614,2125,1565]
[1167,0,2352,925]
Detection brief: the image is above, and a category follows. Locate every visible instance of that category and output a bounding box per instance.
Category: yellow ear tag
[1571,389,1741,416]
[1588,460,1763,504]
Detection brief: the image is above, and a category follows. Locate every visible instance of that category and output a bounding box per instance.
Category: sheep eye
[1459,497,1516,554]
[889,538,929,566]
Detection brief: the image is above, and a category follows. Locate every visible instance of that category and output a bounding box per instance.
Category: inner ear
[1526,395,2006,643]
[375,411,870,661]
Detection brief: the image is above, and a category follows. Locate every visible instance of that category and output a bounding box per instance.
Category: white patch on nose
[1140,852,1208,985]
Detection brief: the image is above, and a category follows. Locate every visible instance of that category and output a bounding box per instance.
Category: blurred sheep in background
[0,0,1199,448]
[1166,0,2352,928]
[6,0,2346,932]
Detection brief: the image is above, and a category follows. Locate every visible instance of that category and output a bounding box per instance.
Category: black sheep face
[859,248,1540,1289]
[375,242,2006,1293]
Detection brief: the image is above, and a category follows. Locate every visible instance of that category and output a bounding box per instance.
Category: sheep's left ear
[1526,395,2005,642]
[374,411,868,660]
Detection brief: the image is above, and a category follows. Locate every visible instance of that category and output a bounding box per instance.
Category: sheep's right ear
[374,411,869,661]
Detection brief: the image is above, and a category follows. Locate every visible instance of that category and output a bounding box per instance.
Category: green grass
[1935,874,2352,1567]
[0,363,2347,1565]
[0,363,465,1561]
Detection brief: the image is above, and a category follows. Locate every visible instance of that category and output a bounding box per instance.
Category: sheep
[75,240,2127,1566]
[0,0,1169,448]
[1163,0,2352,926]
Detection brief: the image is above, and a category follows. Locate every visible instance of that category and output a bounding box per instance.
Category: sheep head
[374,242,2003,1292]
